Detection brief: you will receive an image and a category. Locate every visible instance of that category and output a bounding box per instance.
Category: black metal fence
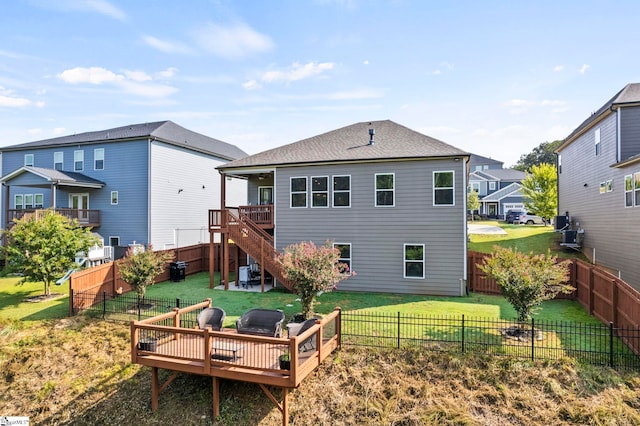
[340,311,640,370]
[73,292,640,370]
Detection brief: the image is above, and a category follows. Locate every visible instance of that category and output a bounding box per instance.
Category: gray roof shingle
[218,120,469,170]
[0,166,105,187]
[1,121,247,160]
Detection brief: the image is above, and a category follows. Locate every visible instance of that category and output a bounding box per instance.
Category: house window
[111,191,119,205]
[595,128,601,156]
[311,176,328,207]
[468,182,480,193]
[74,150,84,171]
[625,175,633,207]
[375,173,395,206]
[24,194,34,209]
[24,154,34,166]
[489,181,496,191]
[600,182,606,194]
[557,154,562,173]
[334,243,352,275]
[606,179,613,192]
[333,175,350,207]
[94,148,104,170]
[434,171,455,206]
[109,236,120,247]
[35,194,44,208]
[635,172,640,207]
[404,244,425,279]
[14,195,23,209]
[290,177,307,208]
[54,152,63,170]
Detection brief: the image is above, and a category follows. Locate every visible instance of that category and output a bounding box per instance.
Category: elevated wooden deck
[131,300,341,425]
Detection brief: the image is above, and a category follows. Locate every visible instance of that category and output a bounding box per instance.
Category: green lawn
[0,276,70,322]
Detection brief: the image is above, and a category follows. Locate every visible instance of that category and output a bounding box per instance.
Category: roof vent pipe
[368,128,375,145]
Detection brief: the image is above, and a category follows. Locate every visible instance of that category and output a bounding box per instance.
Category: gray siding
[619,106,640,161]
[558,112,640,289]
[274,158,467,296]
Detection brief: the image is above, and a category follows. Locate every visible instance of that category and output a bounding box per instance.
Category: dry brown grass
[1,316,639,425]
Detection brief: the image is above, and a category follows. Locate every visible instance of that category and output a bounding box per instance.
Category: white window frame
[290,176,307,208]
[635,172,640,207]
[111,191,119,205]
[375,173,395,207]
[606,179,613,192]
[14,194,23,209]
[54,151,63,171]
[489,181,496,191]
[468,182,480,193]
[558,154,562,174]
[311,176,329,208]
[109,236,120,247]
[595,128,601,156]
[403,243,425,279]
[625,174,633,207]
[600,182,606,194]
[94,148,104,170]
[74,150,84,171]
[433,170,455,206]
[333,242,352,276]
[35,194,44,208]
[332,175,351,208]
[24,194,34,209]
[24,154,34,166]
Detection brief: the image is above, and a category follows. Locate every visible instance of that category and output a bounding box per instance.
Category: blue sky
[2,0,640,166]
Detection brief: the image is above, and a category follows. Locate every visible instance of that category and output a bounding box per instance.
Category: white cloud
[261,62,335,83]
[578,64,590,74]
[34,0,127,21]
[0,86,42,108]
[193,22,274,59]
[142,35,194,55]
[504,98,567,114]
[553,65,564,72]
[363,60,369,65]
[156,67,178,79]
[242,80,261,90]
[84,0,126,21]
[58,66,177,98]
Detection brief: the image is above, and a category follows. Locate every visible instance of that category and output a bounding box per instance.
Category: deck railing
[7,208,101,227]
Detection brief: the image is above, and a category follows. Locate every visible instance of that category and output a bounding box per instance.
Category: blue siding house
[1,121,247,254]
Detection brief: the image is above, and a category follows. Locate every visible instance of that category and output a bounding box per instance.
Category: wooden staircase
[223,209,295,292]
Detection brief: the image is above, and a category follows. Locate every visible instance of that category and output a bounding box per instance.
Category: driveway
[467,223,507,235]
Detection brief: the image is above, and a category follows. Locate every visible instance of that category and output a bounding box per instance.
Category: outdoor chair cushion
[236,308,285,337]
[197,307,226,331]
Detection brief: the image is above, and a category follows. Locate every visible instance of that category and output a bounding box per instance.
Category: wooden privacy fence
[468,250,640,356]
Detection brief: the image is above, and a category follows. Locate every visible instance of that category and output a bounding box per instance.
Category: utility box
[169,261,187,282]
[239,266,250,287]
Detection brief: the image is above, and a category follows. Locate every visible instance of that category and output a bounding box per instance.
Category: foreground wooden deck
[131,300,341,425]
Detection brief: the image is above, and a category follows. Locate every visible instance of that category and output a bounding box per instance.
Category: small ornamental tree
[277,240,352,319]
[118,245,173,305]
[2,210,99,296]
[467,190,480,220]
[479,246,574,323]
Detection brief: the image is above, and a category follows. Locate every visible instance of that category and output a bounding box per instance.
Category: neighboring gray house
[0,121,247,254]
[468,166,526,218]
[469,154,503,172]
[556,83,640,291]
[213,120,471,296]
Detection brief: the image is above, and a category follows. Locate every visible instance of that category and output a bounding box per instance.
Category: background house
[556,83,640,291]
[0,121,247,256]
[468,155,526,218]
[213,120,470,296]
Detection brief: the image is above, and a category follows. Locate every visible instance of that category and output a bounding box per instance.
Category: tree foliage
[513,140,562,172]
[277,240,352,319]
[479,246,573,322]
[2,210,99,296]
[520,163,558,223]
[467,190,480,219]
[118,246,173,302]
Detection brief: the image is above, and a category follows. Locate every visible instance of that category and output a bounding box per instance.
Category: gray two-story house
[0,121,247,254]
[210,120,470,296]
[556,83,640,291]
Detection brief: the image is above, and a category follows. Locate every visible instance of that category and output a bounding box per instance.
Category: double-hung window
[375,173,394,206]
[334,243,352,275]
[111,191,119,205]
[311,176,328,207]
[595,128,601,156]
[15,195,23,209]
[54,152,63,170]
[404,244,425,279]
[434,171,454,206]
[35,194,44,208]
[74,150,84,171]
[94,148,104,170]
[635,172,640,206]
[24,154,34,166]
[333,175,350,207]
[290,177,307,208]
[24,194,34,209]
[625,175,633,207]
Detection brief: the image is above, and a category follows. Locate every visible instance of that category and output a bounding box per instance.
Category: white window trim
[54,151,63,170]
[403,243,425,279]
[74,150,84,171]
[311,176,329,208]
[14,194,23,209]
[634,172,640,208]
[290,176,307,208]
[375,173,395,207]
[24,194,34,209]
[111,191,119,205]
[109,236,120,247]
[595,128,601,156]
[24,154,34,167]
[332,175,351,208]
[433,170,455,206]
[624,174,633,208]
[489,181,496,191]
[333,242,352,276]
[94,148,105,170]
[35,193,44,208]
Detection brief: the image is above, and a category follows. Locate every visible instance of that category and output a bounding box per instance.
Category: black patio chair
[197,307,226,331]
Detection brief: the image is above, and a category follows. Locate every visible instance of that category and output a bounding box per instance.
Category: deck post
[151,367,159,411]
[212,376,220,418]
[282,387,289,426]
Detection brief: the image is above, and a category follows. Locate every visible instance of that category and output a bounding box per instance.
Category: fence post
[397,312,401,349]
[69,288,74,317]
[176,298,180,309]
[609,322,614,368]
[531,318,535,361]
[102,291,107,320]
[461,315,465,353]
